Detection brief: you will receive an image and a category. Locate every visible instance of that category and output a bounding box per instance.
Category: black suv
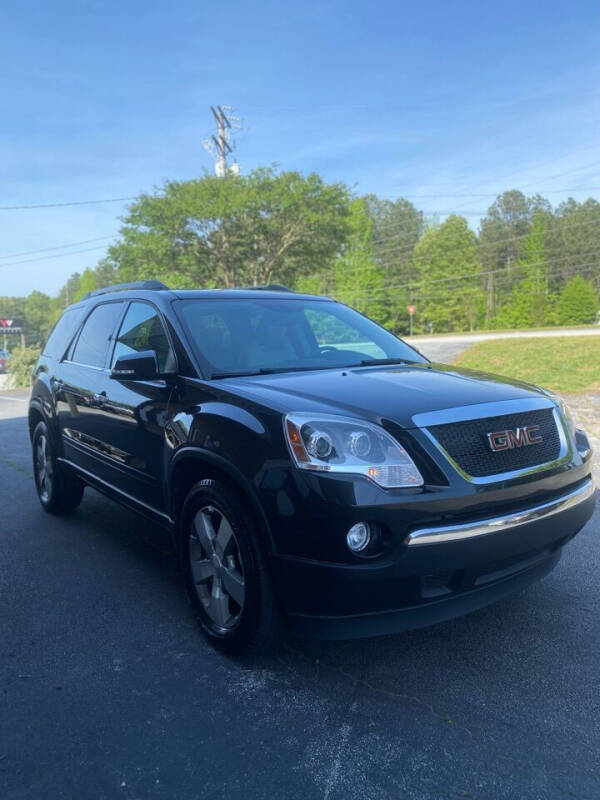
[29,281,596,653]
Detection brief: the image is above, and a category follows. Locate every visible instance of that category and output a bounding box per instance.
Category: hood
[212,362,546,429]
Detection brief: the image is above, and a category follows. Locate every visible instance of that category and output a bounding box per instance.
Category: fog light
[346,522,371,553]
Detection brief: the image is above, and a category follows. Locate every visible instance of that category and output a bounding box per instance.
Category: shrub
[556,276,599,325]
[7,346,40,388]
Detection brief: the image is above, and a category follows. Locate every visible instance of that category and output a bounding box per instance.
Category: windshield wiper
[210,360,420,379]
[358,357,418,366]
[210,370,262,379]
[257,364,346,375]
[211,363,355,379]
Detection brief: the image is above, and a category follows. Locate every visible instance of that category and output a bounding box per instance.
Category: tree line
[2,166,599,350]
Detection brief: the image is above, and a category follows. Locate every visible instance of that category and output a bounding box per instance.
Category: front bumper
[406,478,595,546]
[272,476,596,639]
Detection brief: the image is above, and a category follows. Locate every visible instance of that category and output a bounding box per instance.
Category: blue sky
[1,0,599,296]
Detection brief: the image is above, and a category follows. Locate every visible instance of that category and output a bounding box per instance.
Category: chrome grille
[428,408,562,478]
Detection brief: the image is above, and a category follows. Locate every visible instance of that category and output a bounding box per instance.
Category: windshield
[175,297,427,377]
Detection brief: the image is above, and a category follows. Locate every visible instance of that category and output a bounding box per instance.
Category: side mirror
[110,350,160,381]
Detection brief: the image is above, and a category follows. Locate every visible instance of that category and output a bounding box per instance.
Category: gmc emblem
[486,425,543,452]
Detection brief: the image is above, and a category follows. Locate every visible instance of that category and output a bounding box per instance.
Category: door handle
[93,391,107,406]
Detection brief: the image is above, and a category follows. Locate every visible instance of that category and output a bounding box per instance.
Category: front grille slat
[428,408,561,477]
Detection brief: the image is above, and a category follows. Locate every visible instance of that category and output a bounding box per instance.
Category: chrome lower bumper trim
[406,478,595,547]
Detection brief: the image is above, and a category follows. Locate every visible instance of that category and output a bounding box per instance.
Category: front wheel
[180,479,282,655]
[32,421,84,514]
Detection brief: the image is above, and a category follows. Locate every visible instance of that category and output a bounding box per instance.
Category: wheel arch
[169,448,276,556]
[29,400,66,467]
[28,403,44,440]
[28,399,53,442]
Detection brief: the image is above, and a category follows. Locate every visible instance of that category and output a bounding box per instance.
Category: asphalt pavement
[1,390,599,800]
[408,326,600,364]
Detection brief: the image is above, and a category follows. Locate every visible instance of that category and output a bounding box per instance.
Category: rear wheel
[32,421,84,514]
[180,479,282,654]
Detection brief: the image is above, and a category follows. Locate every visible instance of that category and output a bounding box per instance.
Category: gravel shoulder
[566,393,600,477]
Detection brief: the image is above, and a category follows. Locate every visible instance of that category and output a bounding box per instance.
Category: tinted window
[112,302,174,372]
[176,298,426,376]
[304,308,386,359]
[43,307,86,359]
[71,303,124,368]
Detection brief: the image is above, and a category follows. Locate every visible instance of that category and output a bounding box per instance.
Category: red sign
[0,318,23,332]
[406,305,416,316]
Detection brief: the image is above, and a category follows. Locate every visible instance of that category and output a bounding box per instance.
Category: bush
[556,276,599,325]
[7,346,40,388]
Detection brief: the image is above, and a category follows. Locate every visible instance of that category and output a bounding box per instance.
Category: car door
[56,300,126,478]
[92,300,176,512]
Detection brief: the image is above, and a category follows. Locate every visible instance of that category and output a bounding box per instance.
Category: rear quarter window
[42,307,87,359]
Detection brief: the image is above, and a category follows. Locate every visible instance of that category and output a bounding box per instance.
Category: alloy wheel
[189,505,246,630]
[35,434,53,503]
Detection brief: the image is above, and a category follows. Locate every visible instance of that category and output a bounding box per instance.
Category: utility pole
[203,106,242,177]
[486,271,494,323]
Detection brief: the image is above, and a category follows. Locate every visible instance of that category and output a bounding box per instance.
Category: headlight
[284,413,424,488]
[548,393,577,438]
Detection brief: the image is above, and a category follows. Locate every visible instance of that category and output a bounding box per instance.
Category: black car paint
[29,288,596,639]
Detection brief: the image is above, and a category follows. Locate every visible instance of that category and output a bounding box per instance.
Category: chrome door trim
[405,477,595,547]
[58,457,173,524]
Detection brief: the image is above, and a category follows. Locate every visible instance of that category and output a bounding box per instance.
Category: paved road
[409,327,600,364]
[1,391,599,800]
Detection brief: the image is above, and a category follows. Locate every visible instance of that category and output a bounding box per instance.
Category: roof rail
[82,280,169,300]
[240,284,294,292]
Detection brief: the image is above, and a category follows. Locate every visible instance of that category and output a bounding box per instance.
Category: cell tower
[203,106,242,177]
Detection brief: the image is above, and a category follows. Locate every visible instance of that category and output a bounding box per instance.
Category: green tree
[56,272,81,309]
[494,214,549,328]
[73,268,99,301]
[414,215,484,332]
[94,257,118,288]
[364,195,423,330]
[333,199,387,326]
[23,291,53,346]
[294,271,332,298]
[364,195,423,282]
[478,191,551,321]
[556,276,599,325]
[108,168,351,290]
[549,198,600,292]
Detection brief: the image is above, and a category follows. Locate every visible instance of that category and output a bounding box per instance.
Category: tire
[32,421,85,514]
[180,479,282,655]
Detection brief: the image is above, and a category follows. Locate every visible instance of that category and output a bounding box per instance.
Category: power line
[424,153,600,210]
[350,253,600,298]
[0,196,136,211]
[371,215,600,261]
[4,204,596,269]
[351,267,600,306]
[365,205,600,254]
[400,262,600,302]
[0,244,110,270]
[391,186,600,199]
[0,236,115,261]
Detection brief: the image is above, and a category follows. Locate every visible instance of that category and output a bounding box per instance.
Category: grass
[452,336,600,394]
